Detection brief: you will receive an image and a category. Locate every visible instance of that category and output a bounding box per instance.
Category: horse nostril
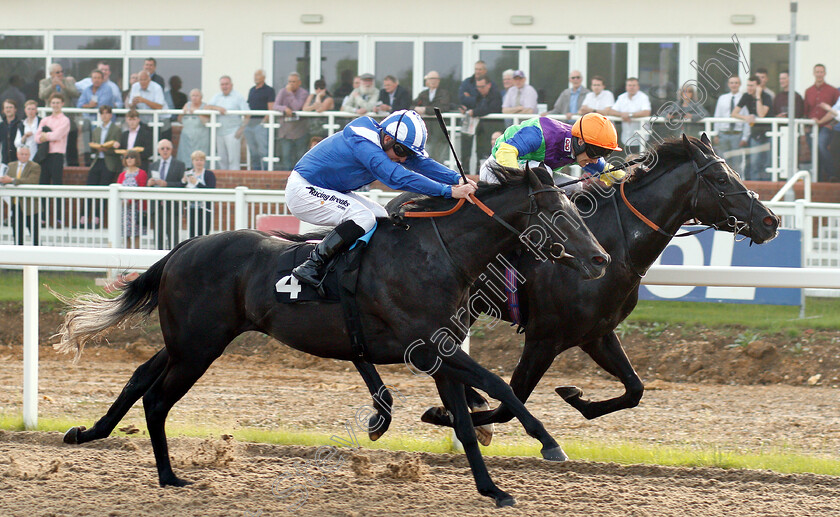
[763,216,777,227]
[592,255,609,266]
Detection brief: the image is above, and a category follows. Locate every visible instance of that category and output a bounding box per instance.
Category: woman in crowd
[14,100,40,157]
[667,84,708,138]
[302,79,334,139]
[177,88,210,163]
[182,149,216,237]
[116,149,148,249]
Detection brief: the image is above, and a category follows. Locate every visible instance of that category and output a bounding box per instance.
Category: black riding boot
[292,220,366,287]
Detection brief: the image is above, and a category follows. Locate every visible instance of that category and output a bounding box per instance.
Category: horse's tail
[269,229,330,242]
[53,240,191,363]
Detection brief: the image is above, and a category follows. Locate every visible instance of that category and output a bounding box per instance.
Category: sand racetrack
[3,430,840,517]
[1,341,840,516]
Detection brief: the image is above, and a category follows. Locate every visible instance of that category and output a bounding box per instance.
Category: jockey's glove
[600,164,627,187]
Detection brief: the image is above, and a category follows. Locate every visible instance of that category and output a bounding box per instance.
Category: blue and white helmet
[380,109,428,157]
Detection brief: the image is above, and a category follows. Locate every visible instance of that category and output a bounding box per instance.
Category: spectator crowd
[2,57,840,246]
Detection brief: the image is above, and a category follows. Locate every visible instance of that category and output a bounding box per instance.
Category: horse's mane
[628,136,711,181]
[397,162,552,213]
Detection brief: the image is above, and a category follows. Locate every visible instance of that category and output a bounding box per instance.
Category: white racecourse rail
[3,245,840,430]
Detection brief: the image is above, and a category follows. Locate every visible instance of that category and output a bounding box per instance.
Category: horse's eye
[717,176,728,185]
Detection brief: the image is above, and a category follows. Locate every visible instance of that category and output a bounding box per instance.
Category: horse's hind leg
[352,360,393,441]
[556,331,644,420]
[434,375,514,508]
[143,349,221,487]
[64,348,169,445]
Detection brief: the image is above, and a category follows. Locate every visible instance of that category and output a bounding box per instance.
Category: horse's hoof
[496,494,516,507]
[159,474,193,488]
[555,386,584,401]
[420,407,453,427]
[369,430,383,442]
[475,424,494,447]
[63,426,86,444]
[541,446,569,462]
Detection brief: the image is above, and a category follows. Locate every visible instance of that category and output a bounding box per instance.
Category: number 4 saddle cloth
[274,243,343,303]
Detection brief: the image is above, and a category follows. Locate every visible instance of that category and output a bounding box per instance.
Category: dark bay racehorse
[369,134,777,447]
[55,165,609,507]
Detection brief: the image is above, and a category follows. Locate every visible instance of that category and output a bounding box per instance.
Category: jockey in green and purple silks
[479,113,627,187]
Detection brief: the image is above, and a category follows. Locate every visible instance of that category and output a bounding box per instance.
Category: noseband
[619,156,758,241]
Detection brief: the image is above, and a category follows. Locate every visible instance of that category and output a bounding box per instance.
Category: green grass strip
[3,414,838,477]
[0,270,102,303]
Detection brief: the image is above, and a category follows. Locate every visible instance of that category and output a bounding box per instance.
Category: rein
[618,156,757,240]
[400,185,569,279]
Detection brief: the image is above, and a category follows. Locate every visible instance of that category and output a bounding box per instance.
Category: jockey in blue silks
[286,109,477,287]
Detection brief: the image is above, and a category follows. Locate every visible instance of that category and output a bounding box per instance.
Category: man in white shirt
[579,76,615,115]
[128,70,168,125]
[206,75,250,170]
[605,77,651,153]
[502,70,538,115]
[713,76,750,158]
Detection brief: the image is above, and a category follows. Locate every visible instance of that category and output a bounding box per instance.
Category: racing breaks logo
[306,186,350,209]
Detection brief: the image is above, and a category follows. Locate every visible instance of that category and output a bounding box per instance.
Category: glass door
[476,43,572,109]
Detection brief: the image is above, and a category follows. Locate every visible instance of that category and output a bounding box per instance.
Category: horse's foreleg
[557,331,644,420]
[433,375,514,508]
[436,352,567,462]
[64,348,169,445]
[352,360,393,441]
[426,338,556,430]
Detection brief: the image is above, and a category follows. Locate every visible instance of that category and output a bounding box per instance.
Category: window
[529,49,569,106]
[59,57,124,90]
[272,41,310,94]
[639,42,680,112]
[375,42,413,92]
[0,35,44,50]
[128,58,201,96]
[321,41,358,99]
[587,42,628,95]
[750,43,789,96]
[0,58,44,105]
[131,35,200,52]
[53,35,121,51]
[479,49,518,90]
[424,42,463,104]
[696,42,745,114]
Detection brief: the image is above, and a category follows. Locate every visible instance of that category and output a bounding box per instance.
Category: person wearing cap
[479,113,625,188]
[502,70,538,115]
[342,73,380,115]
[286,109,477,287]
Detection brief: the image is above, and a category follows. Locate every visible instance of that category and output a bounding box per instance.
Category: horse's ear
[681,133,708,162]
[526,166,542,189]
[700,132,713,149]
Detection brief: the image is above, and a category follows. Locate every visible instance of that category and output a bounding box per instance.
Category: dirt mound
[172,435,236,469]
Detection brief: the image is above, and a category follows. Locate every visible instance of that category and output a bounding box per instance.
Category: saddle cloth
[274,243,342,303]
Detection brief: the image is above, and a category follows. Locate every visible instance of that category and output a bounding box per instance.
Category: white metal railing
[770,170,812,202]
[2,186,839,273]
[47,107,819,180]
[3,244,840,430]
[0,185,400,250]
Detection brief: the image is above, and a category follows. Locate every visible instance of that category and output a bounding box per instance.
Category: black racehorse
[359,134,778,448]
[55,165,609,507]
